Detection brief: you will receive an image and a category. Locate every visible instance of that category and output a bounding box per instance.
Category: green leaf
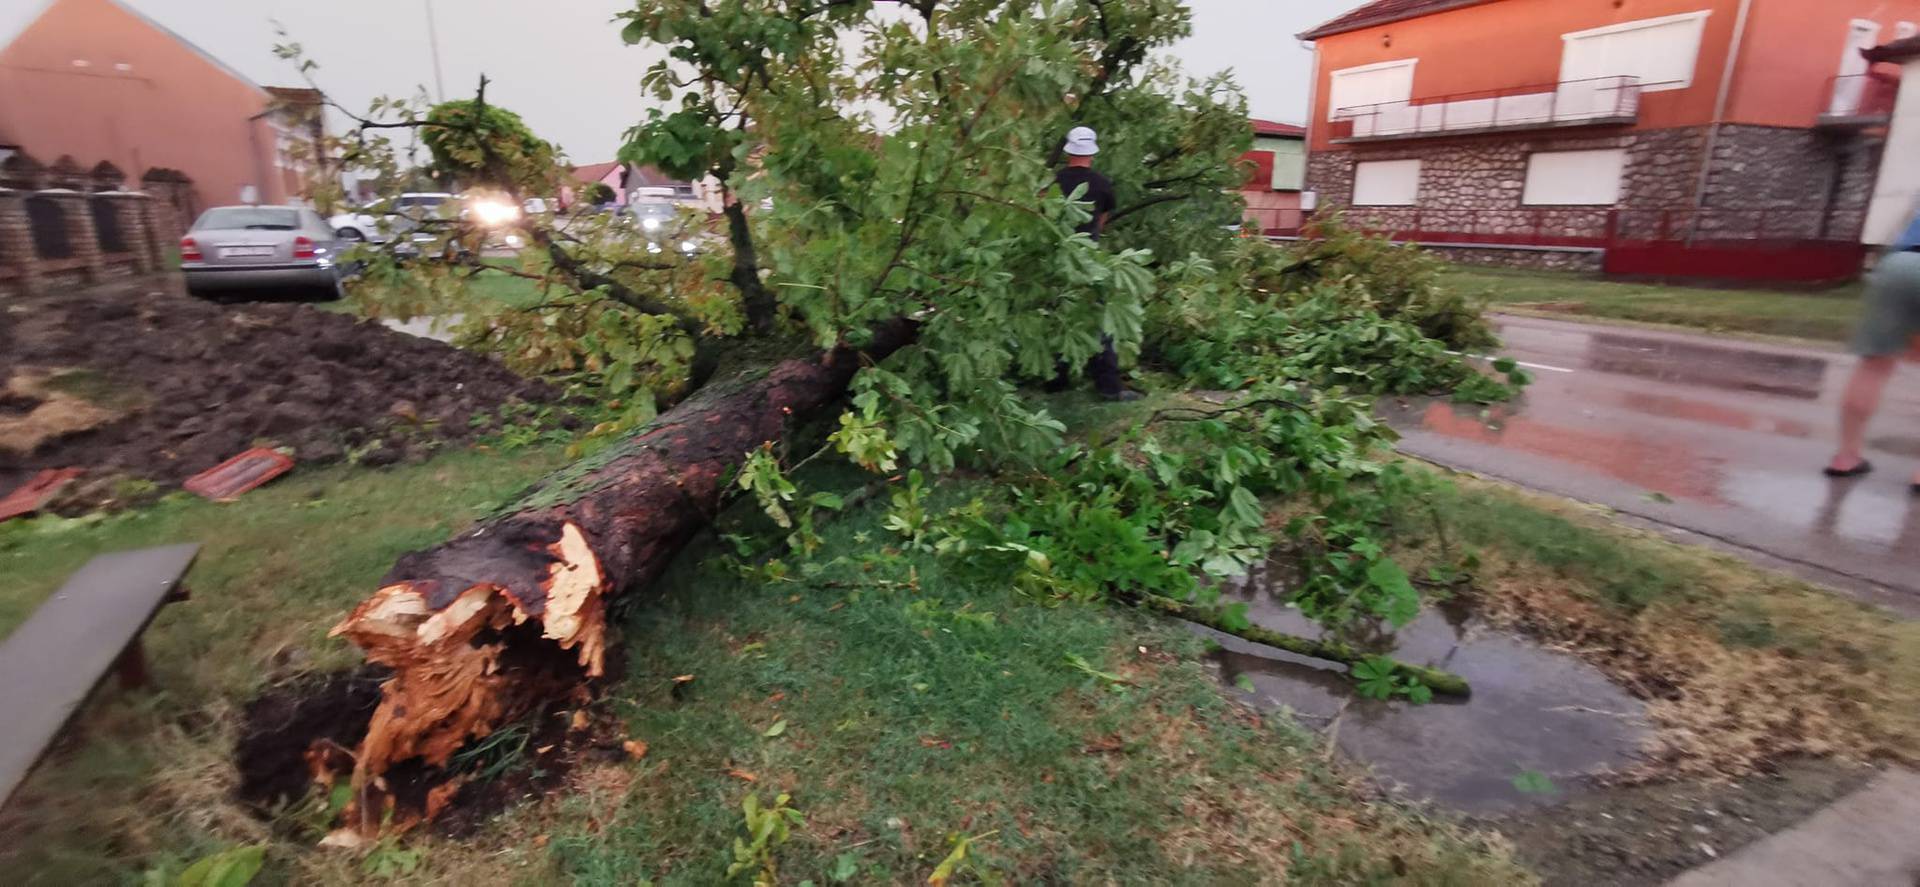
[176,845,265,887]
[1512,769,1557,795]
[763,719,788,738]
[829,852,861,882]
[1232,673,1256,693]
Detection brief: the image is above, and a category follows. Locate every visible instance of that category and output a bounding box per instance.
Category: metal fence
[23,196,71,260]
[1329,76,1642,141]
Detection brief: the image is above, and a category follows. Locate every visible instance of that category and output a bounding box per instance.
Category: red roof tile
[1299,0,1504,40]
[1251,118,1306,138]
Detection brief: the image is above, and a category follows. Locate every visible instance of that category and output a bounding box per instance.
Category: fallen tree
[293,0,1496,835]
[328,322,915,831]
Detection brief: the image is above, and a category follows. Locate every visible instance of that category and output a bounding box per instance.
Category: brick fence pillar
[0,189,40,296]
[142,195,176,269]
[42,189,104,283]
[106,192,157,273]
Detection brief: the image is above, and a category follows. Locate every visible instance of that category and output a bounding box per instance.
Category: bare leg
[1831,355,1897,472]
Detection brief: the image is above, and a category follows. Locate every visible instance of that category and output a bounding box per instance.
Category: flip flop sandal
[1823,461,1873,478]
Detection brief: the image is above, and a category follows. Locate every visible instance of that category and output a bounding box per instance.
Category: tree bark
[326,321,916,834]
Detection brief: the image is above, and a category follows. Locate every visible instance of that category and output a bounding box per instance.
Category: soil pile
[1,281,559,496]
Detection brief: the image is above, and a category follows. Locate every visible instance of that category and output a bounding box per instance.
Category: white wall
[1865,57,1920,245]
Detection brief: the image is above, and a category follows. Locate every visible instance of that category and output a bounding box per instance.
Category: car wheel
[336,227,366,241]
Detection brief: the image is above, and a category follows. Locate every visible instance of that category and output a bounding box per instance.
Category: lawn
[5,398,1916,885]
[0,432,1526,886]
[1440,266,1864,342]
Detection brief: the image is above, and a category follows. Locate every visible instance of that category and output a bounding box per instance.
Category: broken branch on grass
[1133,593,1471,698]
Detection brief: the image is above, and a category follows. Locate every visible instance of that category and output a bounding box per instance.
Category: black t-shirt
[1055,167,1116,239]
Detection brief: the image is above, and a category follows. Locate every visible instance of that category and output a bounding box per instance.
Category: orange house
[1298,0,1920,279]
[0,0,319,224]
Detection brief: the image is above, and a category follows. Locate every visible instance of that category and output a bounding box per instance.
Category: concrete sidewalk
[1666,769,1920,887]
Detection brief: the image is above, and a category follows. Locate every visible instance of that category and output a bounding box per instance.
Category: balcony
[1816,73,1898,129]
[1329,76,1642,143]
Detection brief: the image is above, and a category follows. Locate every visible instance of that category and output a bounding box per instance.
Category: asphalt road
[1382,313,1920,613]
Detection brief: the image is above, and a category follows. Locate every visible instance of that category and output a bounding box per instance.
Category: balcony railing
[1817,73,1898,127]
[1329,76,1642,142]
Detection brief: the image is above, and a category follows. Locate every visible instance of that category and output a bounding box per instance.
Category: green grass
[1441,266,1863,342]
[0,443,570,884]
[0,441,1528,885]
[546,469,1523,886]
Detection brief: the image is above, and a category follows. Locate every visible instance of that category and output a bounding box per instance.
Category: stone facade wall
[1696,125,1877,240]
[1424,246,1603,273]
[1302,123,1880,269]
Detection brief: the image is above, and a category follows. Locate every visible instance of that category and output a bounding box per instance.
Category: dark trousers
[1053,335,1122,396]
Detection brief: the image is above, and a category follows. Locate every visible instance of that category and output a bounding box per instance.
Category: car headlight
[646,241,663,254]
[680,240,697,253]
[641,217,662,231]
[471,199,521,226]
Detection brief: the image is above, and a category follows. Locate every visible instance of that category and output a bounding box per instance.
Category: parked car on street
[179,206,345,301]
[620,196,703,256]
[328,192,455,242]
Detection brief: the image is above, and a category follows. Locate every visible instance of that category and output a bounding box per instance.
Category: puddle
[1196,565,1649,815]
[1404,401,1725,503]
[381,313,466,343]
[1584,333,1828,399]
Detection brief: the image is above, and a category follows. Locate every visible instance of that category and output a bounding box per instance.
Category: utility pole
[424,0,447,102]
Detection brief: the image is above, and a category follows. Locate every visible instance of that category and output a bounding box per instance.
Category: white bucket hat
[1063,126,1099,156]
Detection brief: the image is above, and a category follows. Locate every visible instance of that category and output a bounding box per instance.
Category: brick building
[1298,0,1920,280]
[0,0,322,227]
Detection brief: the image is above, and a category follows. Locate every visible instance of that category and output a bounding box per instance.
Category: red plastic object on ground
[0,469,84,522]
[182,448,295,502]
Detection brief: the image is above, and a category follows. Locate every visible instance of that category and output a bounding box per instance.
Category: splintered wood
[316,321,918,836]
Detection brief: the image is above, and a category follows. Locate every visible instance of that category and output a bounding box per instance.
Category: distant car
[179,206,346,301]
[620,201,702,256]
[329,192,455,242]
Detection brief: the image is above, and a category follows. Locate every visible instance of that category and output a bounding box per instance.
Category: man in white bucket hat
[1050,125,1137,400]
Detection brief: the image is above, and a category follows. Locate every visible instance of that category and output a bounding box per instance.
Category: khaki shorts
[1852,251,1920,357]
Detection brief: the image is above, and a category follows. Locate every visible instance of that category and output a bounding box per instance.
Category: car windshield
[630,203,675,220]
[195,208,300,231]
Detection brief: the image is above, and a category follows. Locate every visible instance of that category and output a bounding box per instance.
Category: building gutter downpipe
[1688,0,1755,243]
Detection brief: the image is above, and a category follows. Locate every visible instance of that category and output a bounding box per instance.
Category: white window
[1328,59,1417,119]
[1270,140,1306,191]
[1561,11,1712,92]
[1523,149,1627,205]
[1351,159,1421,206]
[1898,21,1917,40]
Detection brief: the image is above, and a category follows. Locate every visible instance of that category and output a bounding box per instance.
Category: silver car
[180,206,346,301]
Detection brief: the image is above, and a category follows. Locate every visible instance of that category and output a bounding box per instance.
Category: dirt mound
[1,281,560,495]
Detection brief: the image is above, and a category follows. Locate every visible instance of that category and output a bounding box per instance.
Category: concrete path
[1382,314,1920,614]
[1665,768,1920,886]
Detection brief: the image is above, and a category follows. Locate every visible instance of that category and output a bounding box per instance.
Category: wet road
[1382,314,1920,611]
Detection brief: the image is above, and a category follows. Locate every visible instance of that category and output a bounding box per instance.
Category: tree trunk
[327,321,916,834]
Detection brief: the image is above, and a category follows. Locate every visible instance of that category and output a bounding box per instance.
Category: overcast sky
[2,0,1358,162]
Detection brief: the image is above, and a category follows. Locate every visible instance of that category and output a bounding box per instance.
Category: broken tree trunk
[327,322,916,834]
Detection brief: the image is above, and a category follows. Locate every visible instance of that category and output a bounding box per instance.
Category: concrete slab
[1665,768,1920,887]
